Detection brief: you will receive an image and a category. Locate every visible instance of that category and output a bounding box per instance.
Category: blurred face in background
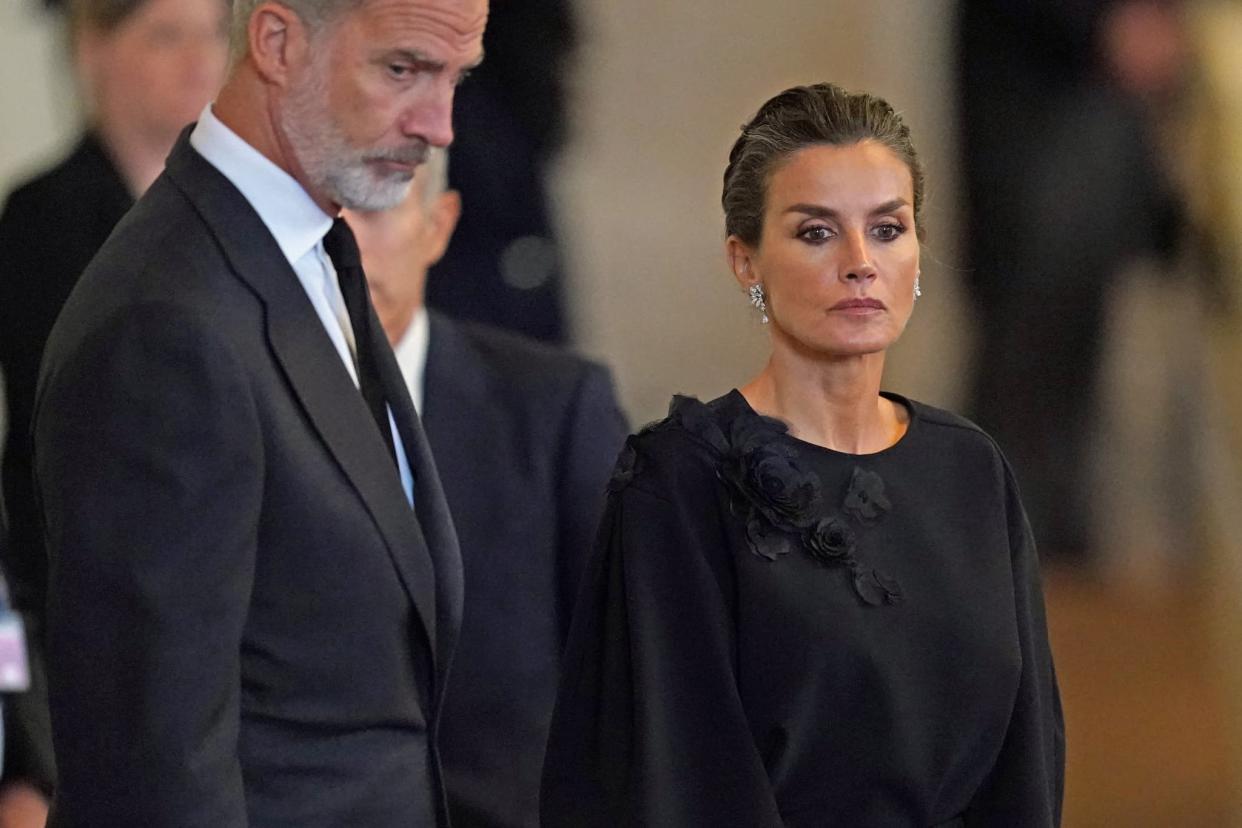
[77,0,230,144]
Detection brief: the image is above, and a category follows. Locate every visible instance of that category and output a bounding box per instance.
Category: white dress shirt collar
[189,105,333,266]
[393,307,430,415]
[188,105,416,507]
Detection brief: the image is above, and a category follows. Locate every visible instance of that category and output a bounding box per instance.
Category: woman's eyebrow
[782,197,910,218]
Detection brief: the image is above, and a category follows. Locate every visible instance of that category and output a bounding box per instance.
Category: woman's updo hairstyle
[723,83,925,246]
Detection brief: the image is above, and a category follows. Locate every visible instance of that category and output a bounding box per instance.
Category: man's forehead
[351,0,488,37]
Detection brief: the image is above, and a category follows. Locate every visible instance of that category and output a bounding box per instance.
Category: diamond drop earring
[748,283,769,324]
[914,272,922,301]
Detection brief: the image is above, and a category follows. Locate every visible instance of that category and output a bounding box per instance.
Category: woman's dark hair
[722,83,925,246]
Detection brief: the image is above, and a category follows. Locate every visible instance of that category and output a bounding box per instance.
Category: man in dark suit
[32,0,486,823]
[345,151,628,828]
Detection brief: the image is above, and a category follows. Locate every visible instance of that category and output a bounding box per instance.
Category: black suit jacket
[33,133,461,826]
[421,313,627,828]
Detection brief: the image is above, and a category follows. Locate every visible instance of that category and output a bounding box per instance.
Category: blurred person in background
[0,0,227,822]
[424,0,575,342]
[542,83,1063,827]
[344,148,627,828]
[957,0,1187,566]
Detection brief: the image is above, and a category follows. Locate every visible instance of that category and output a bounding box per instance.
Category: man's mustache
[366,143,429,167]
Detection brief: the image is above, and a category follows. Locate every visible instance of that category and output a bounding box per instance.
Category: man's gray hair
[229,0,362,62]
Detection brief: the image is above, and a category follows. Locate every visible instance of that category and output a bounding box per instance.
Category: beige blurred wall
[0,0,76,443]
[0,2,76,195]
[554,0,971,422]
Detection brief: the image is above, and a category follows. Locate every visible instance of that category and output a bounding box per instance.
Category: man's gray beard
[283,73,423,211]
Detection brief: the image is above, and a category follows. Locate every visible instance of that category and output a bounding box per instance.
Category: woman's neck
[739,345,907,454]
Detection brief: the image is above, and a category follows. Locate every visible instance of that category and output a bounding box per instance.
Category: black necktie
[322,217,398,467]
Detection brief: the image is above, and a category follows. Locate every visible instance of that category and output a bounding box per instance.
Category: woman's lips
[830,297,886,313]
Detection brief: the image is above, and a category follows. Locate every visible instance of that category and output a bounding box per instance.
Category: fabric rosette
[843,467,891,523]
[806,516,856,565]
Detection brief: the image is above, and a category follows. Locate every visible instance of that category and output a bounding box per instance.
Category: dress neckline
[724,388,918,460]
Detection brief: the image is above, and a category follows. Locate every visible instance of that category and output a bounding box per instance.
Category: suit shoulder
[85,179,224,288]
[434,315,615,402]
[47,180,255,364]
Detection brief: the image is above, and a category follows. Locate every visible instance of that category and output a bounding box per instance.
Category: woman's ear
[726,235,757,292]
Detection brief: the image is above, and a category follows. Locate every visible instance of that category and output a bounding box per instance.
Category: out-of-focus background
[3,0,1242,824]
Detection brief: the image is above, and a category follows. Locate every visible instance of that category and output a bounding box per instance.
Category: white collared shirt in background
[392,307,429,415]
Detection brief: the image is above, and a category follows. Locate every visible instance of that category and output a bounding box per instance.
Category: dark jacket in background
[426,0,575,343]
[0,131,132,795]
[422,311,627,828]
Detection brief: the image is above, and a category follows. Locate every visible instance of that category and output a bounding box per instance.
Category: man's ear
[424,190,462,267]
[247,1,307,86]
[726,235,758,292]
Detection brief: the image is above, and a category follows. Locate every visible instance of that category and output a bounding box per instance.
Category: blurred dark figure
[425,0,575,342]
[0,0,227,820]
[958,0,1186,563]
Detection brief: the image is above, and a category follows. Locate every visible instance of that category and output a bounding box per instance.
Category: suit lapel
[371,307,463,706]
[162,134,443,671]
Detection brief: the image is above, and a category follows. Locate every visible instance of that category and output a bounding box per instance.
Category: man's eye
[388,64,415,79]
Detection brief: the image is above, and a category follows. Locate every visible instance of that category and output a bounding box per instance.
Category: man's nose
[401,86,456,148]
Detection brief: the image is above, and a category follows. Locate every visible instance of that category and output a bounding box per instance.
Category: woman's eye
[873,223,905,241]
[799,226,832,243]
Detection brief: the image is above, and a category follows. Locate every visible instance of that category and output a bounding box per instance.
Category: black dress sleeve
[966,462,1065,825]
[553,363,629,644]
[541,438,784,827]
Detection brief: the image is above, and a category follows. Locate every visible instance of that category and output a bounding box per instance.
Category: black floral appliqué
[852,568,903,606]
[806,516,856,565]
[843,468,891,523]
[667,395,904,607]
[724,442,821,530]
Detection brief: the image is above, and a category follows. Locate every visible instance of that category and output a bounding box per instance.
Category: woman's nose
[839,233,877,282]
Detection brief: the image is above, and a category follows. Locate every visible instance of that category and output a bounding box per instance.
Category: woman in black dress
[541,84,1064,827]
